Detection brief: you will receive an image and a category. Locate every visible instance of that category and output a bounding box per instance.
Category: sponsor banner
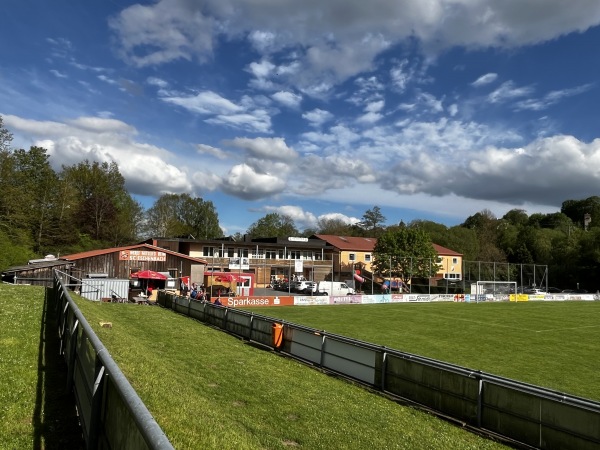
[404,294,431,302]
[330,295,363,304]
[361,295,390,304]
[294,296,330,306]
[119,250,166,262]
[224,296,295,307]
[390,294,407,303]
[545,295,569,301]
[453,294,466,302]
[510,294,529,302]
[565,294,596,301]
[436,294,456,302]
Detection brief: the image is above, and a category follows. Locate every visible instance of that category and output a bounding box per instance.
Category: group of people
[180,281,223,305]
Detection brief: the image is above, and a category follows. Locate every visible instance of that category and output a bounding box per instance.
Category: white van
[316,281,355,296]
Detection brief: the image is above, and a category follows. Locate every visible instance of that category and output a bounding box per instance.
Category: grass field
[0,285,83,449]
[246,301,600,401]
[70,296,509,449]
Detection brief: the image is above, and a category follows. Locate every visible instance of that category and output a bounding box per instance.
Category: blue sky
[2,0,600,235]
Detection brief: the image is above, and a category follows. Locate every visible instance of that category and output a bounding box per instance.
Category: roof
[314,235,378,251]
[2,259,75,275]
[432,243,462,257]
[314,234,462,256]
[61,243,208,264]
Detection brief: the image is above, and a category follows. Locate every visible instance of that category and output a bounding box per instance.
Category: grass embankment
[72,297,509,449]
[0,285,83,449]
[247,301,600,401]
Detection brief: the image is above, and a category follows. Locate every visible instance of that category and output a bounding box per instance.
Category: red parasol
[215,273,243,283]
[131,270,167,280]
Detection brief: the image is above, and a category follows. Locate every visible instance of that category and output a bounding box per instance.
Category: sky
[2,0,600,235]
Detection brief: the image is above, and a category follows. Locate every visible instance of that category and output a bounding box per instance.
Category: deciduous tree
[246,213,298,238]
[372,226,440,286]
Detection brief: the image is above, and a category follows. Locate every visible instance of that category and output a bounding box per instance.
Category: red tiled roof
[314,234,462,256]
[61,243,207,264]
[314,235,377,251]
[432,243,462,256]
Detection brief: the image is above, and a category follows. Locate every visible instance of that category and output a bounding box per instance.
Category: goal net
[473,281,517,302]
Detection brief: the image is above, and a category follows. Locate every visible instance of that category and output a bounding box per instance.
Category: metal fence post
[87,364,106,449]
[65,319,80,394]
[477,374,483,428]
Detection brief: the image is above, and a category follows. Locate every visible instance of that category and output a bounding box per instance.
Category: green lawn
[246,301,600,401]
[71,295,509,449]
[0,285,83,449]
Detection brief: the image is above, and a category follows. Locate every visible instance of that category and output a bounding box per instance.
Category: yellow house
[314,235,462,283]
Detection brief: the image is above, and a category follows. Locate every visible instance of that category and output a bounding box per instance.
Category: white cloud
[110,0,600,90]
[488,81,535,104]
[3,114,191,197]
[264,205,318,229]
[302,108,334,128]
[196,143,228,159]
[472,73,498,87]
[162,90,242,115]
[147,76,169,88]
[271,91,302,108]
[221,163,286,200]
[317,212,361,225]
[515,84,593,111]
[225,137,298,161]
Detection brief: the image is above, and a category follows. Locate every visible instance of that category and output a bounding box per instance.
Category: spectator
[213,297,222,306]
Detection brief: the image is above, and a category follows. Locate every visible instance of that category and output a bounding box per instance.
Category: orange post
[272,322,284,349]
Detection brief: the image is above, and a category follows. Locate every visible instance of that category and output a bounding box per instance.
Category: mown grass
[247,301,600,401]
[0,285,83,449]
[72,297,509,449]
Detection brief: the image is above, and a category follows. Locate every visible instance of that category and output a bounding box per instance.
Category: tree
[61,160,141,247]
[145,193,223,239]
[371,226,441,286]
[562,196,600,230]
[462,209,505,262]
[502,209,529,227]
[0,116,12,152]
[316,217,352,235]
[246,213,298,238]
[358,206,386,236]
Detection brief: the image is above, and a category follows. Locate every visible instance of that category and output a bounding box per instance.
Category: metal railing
[54,271,174,450]
[158,291,600,450]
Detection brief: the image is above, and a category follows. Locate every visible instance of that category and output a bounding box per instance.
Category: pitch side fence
[159,291,600,450]
[53,272,174,450]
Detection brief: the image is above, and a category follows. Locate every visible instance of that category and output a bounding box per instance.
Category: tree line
[1,117,598,290]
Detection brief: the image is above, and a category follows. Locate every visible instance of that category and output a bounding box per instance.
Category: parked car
[316,281,355,296]
[562,288,588,294]
[524,288,547,295]
[302,281,317,294]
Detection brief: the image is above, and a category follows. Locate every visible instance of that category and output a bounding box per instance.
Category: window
[452,257,458,264]
[365,254,371,262]
[227,247,235,257]
[239,248,249,257]
[349,253,356,261]
[253,249,264,258]
[265,250,276,259]
[168,268,177,278]
[302,251,312,260]
[289,250,301,259]
[278,250,286,259]
[203,246,214,256]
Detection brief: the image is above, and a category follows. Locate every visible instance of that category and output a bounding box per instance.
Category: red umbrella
[215,273,242,283]
[131,270,167,280]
